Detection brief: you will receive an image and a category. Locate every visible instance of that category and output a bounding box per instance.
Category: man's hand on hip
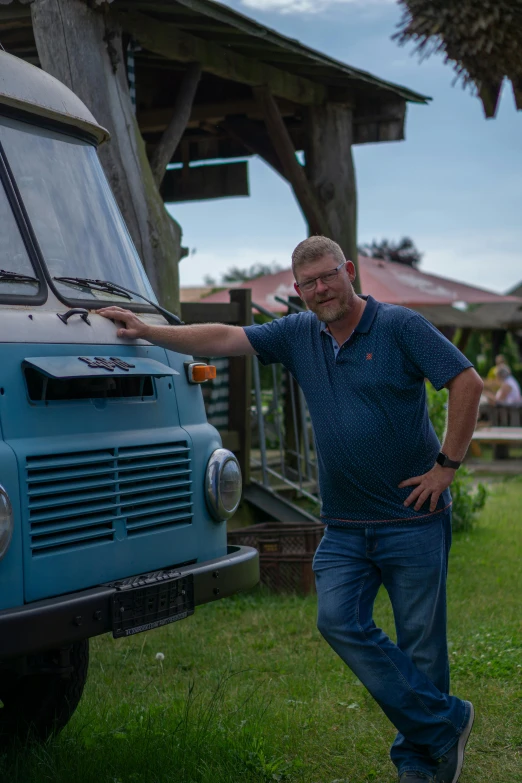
[399,463,456,512]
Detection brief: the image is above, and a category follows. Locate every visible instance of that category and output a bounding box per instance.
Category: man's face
[294,254,356,323]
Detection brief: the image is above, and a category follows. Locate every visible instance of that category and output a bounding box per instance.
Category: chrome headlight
[205,449,242,522]
[0,486,13,560]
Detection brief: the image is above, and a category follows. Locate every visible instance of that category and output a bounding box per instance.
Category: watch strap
[436,451,461,469]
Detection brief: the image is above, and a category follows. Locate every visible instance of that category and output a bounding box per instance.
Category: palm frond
[394,1,522,117]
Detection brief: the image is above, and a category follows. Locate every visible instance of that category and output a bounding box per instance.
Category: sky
[172,0,522,294]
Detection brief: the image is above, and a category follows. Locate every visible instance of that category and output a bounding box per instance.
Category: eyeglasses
[296,262,345,293]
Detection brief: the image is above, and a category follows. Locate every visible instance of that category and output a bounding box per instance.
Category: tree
[358,237,422,268]
[30,0,184,313]
[220,262,283,284]
[394,1,522,118]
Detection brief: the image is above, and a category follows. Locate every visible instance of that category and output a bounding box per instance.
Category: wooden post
[306,103,360,293]
[150,62,202,187]
[31,0,183,313]
[283,296,303,477]
[253,85,329,237]
[220,117,286,178]
[228,289,252,487]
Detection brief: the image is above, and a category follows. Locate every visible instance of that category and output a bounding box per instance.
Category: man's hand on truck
[97,306,256,358]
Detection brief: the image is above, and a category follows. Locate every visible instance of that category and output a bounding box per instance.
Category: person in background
[486,353,505,382]
[485,365,522,405]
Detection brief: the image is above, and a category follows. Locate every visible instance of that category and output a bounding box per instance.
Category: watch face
[438,452,459,468]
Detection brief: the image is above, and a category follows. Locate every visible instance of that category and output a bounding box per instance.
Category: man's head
[495,354,505,366]
[497,365,511,381]
[292,236,357,323]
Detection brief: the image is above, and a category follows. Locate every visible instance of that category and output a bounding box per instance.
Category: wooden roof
[122,0,428,102]
[198,257,522,328]
[0,0,432,210]
[0,0,430,166]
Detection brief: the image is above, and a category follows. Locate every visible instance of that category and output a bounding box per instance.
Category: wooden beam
[0,6,32,22]
[353,97,406,144]
[228,289,252,486]
[149,61,202,186]
[0,19,33,32]
[305,102,360,292]
[112,10,326,106]
[138,98,297,134]
[253,85,329,236]
[180,301,241,324]
[220,117,285,178]
[160,161,249,203]
[168,135,247,165]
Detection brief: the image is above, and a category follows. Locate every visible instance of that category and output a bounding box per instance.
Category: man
[99,236,483,783]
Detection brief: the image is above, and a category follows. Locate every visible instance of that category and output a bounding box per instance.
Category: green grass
[2,481,521,783]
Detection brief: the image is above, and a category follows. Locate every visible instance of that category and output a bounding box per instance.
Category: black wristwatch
[436,452,461,470]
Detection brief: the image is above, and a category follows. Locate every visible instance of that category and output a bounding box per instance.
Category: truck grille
[26,442,193,556]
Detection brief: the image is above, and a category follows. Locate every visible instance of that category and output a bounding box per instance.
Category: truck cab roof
[0,50,109,145]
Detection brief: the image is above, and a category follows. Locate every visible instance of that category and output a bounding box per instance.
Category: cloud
[237,0,393,13]
[418,232,522,295]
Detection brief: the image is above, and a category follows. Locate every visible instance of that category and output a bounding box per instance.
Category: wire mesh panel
[260,557,315,594]
[228,522,324,593]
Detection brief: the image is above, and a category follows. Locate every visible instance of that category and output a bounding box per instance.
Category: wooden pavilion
[0,0,429,300]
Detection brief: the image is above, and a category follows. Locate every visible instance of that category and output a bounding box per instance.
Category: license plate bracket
[110,570,194,638]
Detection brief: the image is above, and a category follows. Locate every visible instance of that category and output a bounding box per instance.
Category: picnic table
[472,427,522,445]
[470,426,522,460]
[473,402,522,459]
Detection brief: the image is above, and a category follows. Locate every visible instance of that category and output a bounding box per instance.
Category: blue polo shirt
[244,296,472,526]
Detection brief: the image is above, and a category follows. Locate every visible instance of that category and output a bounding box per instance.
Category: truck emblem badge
[78,356,136,371]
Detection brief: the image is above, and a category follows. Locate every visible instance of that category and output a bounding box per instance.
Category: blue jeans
[313,510,470,778]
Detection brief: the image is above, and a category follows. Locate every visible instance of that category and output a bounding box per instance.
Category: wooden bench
[470,426,522,460]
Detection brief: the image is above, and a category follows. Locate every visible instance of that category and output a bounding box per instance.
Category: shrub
[426,382,488,532]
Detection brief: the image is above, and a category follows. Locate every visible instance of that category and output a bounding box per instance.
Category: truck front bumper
[0,545,259,658]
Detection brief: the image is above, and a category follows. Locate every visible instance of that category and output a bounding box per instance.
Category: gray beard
[310,297,352,323]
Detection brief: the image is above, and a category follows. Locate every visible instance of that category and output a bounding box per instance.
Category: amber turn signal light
[192,364,216,383]
[185,362,217,384]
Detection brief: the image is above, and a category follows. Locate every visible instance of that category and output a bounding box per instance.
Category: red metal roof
[198,256,521,312]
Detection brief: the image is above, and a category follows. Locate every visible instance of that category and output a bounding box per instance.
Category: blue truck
[0,51,258,743]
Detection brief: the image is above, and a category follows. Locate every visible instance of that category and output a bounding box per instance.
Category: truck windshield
[0,175,40,297]
[0,116,157,306]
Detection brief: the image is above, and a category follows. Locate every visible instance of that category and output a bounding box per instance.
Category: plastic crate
[228,522,324,594]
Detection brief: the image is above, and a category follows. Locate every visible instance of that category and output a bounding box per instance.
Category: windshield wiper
[55,276,133,300]
[0,269,39,284]
[53,276,183,325]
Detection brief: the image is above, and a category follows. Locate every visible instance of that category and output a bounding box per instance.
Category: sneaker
[399,773,434,782]
[435,702,475,783]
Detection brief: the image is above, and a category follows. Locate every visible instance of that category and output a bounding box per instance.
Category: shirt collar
[319,295,379,334]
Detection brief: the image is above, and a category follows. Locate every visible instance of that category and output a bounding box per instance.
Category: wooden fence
[181,289,252,485]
